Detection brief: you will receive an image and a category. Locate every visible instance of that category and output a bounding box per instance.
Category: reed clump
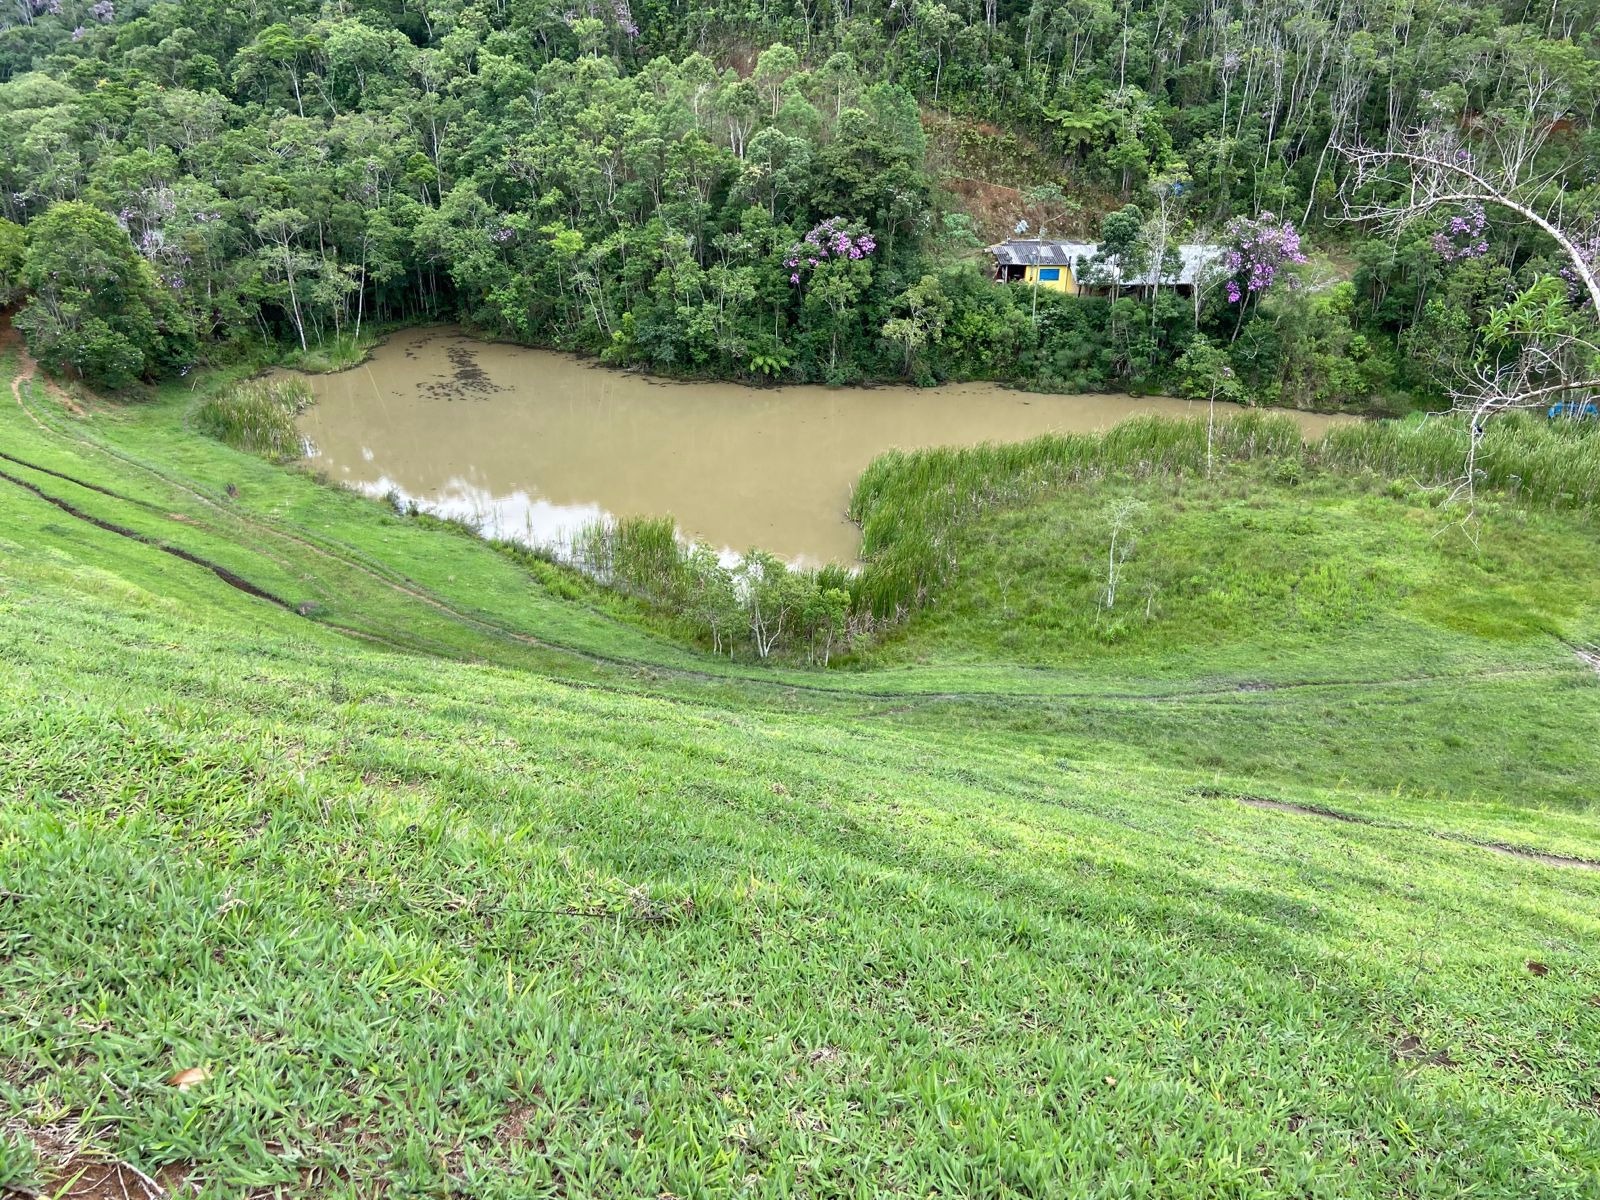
[574,515,860,663]
[195,378,313,461]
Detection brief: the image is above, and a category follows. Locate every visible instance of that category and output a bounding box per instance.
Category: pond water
[295,327,1350,564]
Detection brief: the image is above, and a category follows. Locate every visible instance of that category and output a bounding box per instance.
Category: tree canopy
[0,0,1592,404]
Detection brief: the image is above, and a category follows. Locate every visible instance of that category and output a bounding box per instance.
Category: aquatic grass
[193,378,313,462]
[572,516,865,662]
[1318,411,1600,506]
[575,514,685,596]
[276,332,371,374]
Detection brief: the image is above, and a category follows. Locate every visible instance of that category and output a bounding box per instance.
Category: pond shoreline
[286,328,1354,566]
[284,321,1374,416]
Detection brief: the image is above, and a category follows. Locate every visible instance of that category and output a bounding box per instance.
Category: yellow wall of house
[1023,265,1076,294]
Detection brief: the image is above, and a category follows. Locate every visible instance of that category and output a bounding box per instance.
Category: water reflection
[334,470,607,559]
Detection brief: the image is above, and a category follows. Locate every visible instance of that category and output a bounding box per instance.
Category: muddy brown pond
[294,327,1350,564]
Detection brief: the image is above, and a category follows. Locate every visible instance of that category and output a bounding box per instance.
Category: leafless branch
[1333,118,1599,447]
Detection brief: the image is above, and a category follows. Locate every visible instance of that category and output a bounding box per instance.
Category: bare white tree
[1338,126,1600,324]
[1100,498,1147,611]
[1335,116,1600,489]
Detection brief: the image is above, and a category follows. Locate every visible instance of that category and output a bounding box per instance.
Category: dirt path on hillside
[1,314,82,425]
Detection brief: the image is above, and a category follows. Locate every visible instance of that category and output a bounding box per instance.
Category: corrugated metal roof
[988,240,1098,268]
[987,240,1223,287]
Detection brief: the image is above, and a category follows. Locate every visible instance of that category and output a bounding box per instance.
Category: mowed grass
[4,565,1599,1199]
[1,349,1599,1197]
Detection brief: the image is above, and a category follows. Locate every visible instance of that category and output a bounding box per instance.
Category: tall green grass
[575,514,684,595]
[194,377,313,461]
[1319,411,1600,505]
[850,411,1600,619]
[276,331,370,373]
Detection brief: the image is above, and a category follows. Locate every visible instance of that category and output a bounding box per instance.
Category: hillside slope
[2,347,1599,1198]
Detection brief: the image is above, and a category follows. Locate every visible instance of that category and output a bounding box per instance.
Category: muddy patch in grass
[1186,786,1368,823]
[495,1084,547,1149]
[24,1157,177,1200]
[1235,795,1369,822]
[4,1121,192,1200]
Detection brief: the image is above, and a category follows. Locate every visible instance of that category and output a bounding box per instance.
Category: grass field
[1,339,1598,1198]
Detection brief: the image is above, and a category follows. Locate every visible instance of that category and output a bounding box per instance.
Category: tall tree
[14,201,193,388]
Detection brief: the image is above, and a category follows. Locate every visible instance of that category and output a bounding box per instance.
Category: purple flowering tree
[1431,203,1489,263]
[1558,231,1600,302]
[783,217,877,287]
[1219,211,1309,339]
[784,217,877,375]
[610,0,638,38]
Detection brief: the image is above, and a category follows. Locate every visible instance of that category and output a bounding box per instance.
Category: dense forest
[0,1,1596,408]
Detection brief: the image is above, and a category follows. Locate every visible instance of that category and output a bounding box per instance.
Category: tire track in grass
[0,460,449,659]
[3,354,457,632]
[3,344,359,601]
[1211,787,1600,870]
[0,464,293,609]
[0,446,158,507]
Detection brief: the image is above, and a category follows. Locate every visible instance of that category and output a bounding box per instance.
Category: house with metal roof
[987,239,1224,298]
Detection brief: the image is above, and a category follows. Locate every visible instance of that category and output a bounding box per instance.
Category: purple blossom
[89,0,113,21]
[611,0,638,37]
[1558,231,1600,298]
[1430,203,1489,263]
[1220,211,1308,303]
[491,226,516,243]
[70,24,86,40]
[784,217,877,287]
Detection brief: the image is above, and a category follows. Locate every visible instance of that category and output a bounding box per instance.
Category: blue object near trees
[1547,400,1599,420]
